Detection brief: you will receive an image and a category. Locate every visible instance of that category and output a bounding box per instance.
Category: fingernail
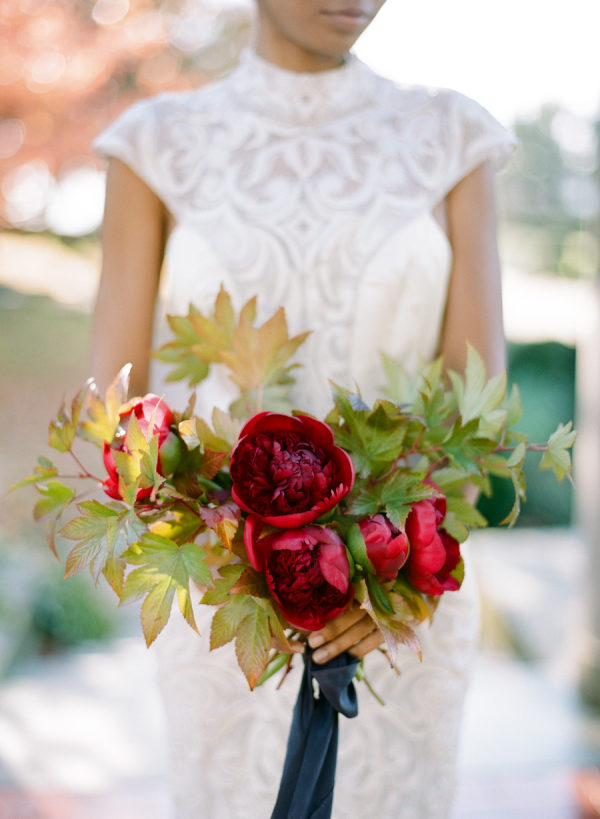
[308,634,324,648]
[313,648,328,664]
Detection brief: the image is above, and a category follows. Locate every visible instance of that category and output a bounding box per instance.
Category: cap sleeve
[93,95,176,212]
[439,90,517,196]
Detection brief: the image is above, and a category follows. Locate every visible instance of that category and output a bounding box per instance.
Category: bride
[92,1,515,816]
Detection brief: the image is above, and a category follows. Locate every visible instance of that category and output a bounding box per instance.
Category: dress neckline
[228,48,377,126]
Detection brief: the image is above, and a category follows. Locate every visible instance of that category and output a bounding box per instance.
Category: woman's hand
[308,602,384,664]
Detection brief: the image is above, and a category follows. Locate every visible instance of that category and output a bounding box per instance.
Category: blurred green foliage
[478,341,575,527]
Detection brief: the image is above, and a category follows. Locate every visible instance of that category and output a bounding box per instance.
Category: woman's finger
[307,604,364,649]
[348,629,385,659]
[311,614,377,664]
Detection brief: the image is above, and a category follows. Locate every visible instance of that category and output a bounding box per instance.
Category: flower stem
[68,450,104,483]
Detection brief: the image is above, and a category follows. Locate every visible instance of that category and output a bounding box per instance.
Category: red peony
[102,394,181,501]
[244,516,353,631]
[357,514,409,580]
[404,496,462,596]
[230,412,355,528]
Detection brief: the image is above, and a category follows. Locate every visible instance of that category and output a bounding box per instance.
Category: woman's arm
[91,158,168,396]
[440,158,506,375]
[309,160,506,663]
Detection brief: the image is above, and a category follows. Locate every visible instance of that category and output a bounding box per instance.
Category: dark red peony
[102,394,181,501]
[230,412,355,528]
[356,514,409,580]
[404,494,462,596]
[244,516,353,631]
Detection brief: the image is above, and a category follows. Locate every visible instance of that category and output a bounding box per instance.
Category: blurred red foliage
[0,0,221,227]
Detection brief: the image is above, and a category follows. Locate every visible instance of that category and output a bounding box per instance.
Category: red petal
[243,516,273,573]
[406,500,438,546]
[319,539,350,593]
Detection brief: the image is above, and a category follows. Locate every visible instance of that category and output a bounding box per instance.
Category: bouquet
[14,287,576,690]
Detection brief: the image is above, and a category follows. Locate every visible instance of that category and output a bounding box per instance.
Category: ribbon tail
[270,651,359,819]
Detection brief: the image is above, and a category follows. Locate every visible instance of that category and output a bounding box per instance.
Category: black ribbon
[270,650,360,819]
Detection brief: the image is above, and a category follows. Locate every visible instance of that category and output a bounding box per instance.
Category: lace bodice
[95,50,515,819]
[95,49,514,419]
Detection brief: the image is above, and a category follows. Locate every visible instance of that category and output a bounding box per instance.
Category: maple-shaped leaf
[149,504,205,547]
[329,386,408,477]
[48,382,91,453]
[79,365,131,447]
[448,345,507,425]
[358,584,422,667]
[346,473,433,527]
[199,502,240,551]
[153,289,241,385]
[178,417,232,453]
[445,495,488,529]
[33,480,76,557]
[61,500,120,579]
[442,418,497,471]
[229,567,269,598]
[61,501,146,589]
[210,593,257,650]
[234,601,271,689]
[11,456,58,491]
[539,421,576,482]
[201,563,245,605]
[219,306,310,392]
[121,533,213,646]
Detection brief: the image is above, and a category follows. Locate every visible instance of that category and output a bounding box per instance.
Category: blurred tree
[0,0,252,230]
[499,105,599,280]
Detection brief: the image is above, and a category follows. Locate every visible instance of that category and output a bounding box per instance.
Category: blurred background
[0,0,599,816]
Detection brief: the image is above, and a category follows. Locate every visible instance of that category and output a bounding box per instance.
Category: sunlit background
[1,0,600,815]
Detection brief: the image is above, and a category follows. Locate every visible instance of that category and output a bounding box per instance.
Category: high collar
[227,48,376,126]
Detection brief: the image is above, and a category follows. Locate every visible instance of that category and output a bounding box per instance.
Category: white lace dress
[95,49,515,819]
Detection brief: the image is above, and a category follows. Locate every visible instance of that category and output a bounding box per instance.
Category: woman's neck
[253,28,346,73]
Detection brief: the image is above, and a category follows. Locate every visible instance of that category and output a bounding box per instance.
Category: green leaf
[391,576,435,623]
[445,496,488,529]
[178,417,232,453]
[48,382,90,452]
[211,407,242,448]
[200,564,245,605]
[381,352,417,405]
[199,502,241,551]
[539,421,576,482]
[506,441,527,469]
[440,513,470,543]
[329,386,408,477]
[229,568,269,598]
[346,524,375,573]
[365,572,394,614]
[149,505,205,546]
[266,602,293,650]
[235,602,271,690]
[79,365,131,447]
[448,345,507,424]
[499,466,527,528]
[210,594,257,650]
[11,456,58,491]
[504,383,523,427]
[121,533,213,646]
[256,652,291,687]
[61,501,144,582]
[33,481,75,521]
[443,418,496,470]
